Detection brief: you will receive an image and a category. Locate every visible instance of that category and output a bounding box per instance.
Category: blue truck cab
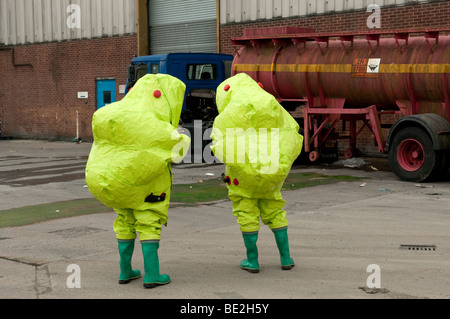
[126,53,233,124]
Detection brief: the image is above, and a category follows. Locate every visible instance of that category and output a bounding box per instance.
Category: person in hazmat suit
[210,73,303,273]
[85,74,190,288]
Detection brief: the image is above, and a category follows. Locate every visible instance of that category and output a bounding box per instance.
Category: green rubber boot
[273,228,295,270]
[118,240,141,284]
[240,232,260,273]
[141,241,171,289]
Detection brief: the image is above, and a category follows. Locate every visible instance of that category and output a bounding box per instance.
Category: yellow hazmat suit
[86,74,190,240]
[211,73,303,272]
[85,74,190,288]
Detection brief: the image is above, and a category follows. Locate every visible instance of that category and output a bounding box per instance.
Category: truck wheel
[388,127,444,182]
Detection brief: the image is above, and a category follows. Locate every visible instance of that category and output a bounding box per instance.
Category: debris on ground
[414,184,434,188]
[358,287,390,294]
[332,158,368,168]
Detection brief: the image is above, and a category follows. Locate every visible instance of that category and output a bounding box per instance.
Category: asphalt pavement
[0,140,449,301]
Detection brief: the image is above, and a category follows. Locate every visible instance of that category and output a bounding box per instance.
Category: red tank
[232,26,449,118]
[231,27,450,182]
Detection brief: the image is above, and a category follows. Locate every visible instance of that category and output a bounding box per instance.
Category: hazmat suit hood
[211,73,303,198]
[85,74,191,210]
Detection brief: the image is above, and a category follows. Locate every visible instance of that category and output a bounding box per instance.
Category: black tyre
[388,127,445,182]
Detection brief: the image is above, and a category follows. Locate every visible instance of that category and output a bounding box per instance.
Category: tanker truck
[231,26,450,182]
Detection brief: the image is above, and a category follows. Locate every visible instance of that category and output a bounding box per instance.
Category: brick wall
[0,35,137,141]
[219,1,450,156]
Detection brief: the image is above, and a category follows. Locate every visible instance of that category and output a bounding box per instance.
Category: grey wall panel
[0,0,137,46]
[220,0,440,24]
[0,1,8,45]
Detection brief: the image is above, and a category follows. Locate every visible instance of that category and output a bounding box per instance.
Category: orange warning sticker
[352,58,381,78]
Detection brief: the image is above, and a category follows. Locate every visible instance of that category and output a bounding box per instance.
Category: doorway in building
[96,79,116,109]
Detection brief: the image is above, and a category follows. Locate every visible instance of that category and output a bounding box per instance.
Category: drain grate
[400,244,436,251]
[49,226,106,238]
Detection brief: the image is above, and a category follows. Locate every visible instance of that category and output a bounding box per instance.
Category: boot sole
[143,280,171,289]
[282,264,295,270]
[119,275,141,284]
[241,266,259,273]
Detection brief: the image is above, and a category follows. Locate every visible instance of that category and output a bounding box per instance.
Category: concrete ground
[0,140,449,300]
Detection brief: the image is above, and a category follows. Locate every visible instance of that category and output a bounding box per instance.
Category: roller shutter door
[148,0,217,54]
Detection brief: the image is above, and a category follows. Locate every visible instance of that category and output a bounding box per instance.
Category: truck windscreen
[127,64,148,90]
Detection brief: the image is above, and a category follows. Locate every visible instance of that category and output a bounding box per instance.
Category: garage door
[148,0,217,54]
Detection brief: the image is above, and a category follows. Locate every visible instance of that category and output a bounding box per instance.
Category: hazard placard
[352,58,381,78]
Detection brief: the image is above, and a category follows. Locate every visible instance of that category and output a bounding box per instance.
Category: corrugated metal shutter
[148,0,217,54]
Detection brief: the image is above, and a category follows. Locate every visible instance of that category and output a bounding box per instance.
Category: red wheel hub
[397,139,425,172]
[309,151,319,162]
[344,148,354,159]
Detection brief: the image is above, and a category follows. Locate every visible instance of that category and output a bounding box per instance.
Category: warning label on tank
[352,58,381,78]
